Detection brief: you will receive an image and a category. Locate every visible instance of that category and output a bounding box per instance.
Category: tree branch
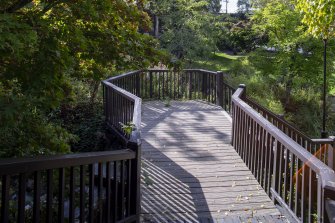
[2,0,33,13]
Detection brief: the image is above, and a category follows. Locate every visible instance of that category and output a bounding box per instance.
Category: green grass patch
[187,52,246,71]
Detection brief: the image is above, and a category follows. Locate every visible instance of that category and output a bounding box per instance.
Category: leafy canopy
[0,0,165,157]
[296,0,335,40]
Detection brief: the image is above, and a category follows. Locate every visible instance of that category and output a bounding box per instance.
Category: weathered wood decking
[140,100,287,223]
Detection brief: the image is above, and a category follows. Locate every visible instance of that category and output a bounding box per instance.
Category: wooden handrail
[0,150,135,175]
[232,85,335,223]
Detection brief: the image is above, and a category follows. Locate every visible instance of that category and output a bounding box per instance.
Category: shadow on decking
[141,144,210,222]
[140,101,231,221]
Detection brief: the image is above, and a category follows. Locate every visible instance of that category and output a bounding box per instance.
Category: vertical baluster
[1,175,10,223]
[18,173,26,223]
[277,144,284,197]
[98,163,103,223]
[289,153,294,209]
[58,168,65,223]
[283,149,289,204]
[157,71,161,100]
[189,72,192,100]
[259,128,266,185]
[174,70,177,99]
[266,133,274,195]
[309,170,316,223]
[295,159,301,216]
[272,139,280,203]
[119,161,125,220]
[149,71,153,99]
[162,71,165,99]
[80,166,85,223]
[250,120,256,175]
[33,171,41,223]
[112,161,118,222]
[240,108,245,157]
[69,167,75,223]
[263,132,270,191]
[252,123,259,175]
[89,164,94,223]
[301,162,306,222]
[126,160,131,217]
[255,123,261,177]
[245,116,251,168]
[256,127,263,182]
[259,127,265,185]
[106,162,111,222]
[46,169,53,223]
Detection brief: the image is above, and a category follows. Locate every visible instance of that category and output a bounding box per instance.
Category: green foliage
[215,14,267,54]
[252,1,335,107]
[296,0,335,40]
[50,101,107,153]
[0,88,76,157]
[207,0,221,14]
[120,122,136,135]
[0,0,165,157]
[150,0,218,62]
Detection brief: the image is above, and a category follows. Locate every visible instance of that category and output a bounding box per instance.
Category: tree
[237,0,251,14]
[149,0,218,62]
[0,0,165,157]
[208,0,222,14]
[250,0,335,136]
[296,0,335,137]
[223,0,229,13]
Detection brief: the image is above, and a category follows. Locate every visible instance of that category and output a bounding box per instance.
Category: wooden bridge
[0,69,335,223]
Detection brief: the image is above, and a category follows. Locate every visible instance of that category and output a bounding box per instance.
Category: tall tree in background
[223,0,229,13]
[208,0,222,14]
[237,0,251,14]
[150,0,218,63]
[296,0,335,137]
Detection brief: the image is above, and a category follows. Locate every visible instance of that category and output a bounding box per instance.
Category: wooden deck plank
[141,101,286,222]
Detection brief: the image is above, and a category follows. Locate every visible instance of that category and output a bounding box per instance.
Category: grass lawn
[187,51,245,72]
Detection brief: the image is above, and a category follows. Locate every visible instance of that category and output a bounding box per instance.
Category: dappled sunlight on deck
[140,101,286,222]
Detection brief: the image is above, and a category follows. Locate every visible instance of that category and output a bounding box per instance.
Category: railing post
[328,136,335,171]
[127,139,141,222]
[231,84,246,147]
[239,84,246,99]
[216,71,224,107]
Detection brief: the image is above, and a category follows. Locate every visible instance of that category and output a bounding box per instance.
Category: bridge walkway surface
[140,100,287,223]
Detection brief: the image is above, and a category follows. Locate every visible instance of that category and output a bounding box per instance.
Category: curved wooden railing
[232,85,335,223]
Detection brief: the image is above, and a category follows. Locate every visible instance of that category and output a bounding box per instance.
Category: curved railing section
[232,85,335,223]
[103,72,142,143]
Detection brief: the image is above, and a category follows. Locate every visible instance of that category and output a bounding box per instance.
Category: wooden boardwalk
[140,101,287,223]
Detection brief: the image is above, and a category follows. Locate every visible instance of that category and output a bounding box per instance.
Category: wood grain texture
[140,101,287,223]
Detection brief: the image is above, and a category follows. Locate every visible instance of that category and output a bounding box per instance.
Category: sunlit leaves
[296,0,335,40]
